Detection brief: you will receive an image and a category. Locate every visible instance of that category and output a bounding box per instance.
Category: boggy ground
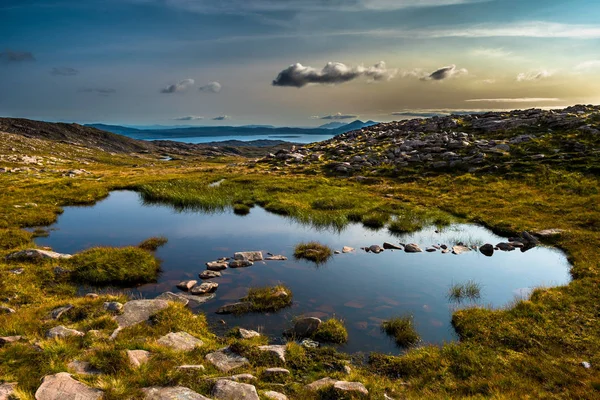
[0,108,599,399]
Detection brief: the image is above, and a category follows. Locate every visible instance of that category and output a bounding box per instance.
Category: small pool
[35,191,570,354]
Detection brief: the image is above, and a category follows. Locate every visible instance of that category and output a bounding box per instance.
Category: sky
[1,0,600,127]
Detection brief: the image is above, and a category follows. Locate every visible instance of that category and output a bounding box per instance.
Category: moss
[294,241,333,264]
[137,236,168,251]
[381,316,420,348]
[242,284,293,313]
[313,318,348,344]
[69,246,161,286]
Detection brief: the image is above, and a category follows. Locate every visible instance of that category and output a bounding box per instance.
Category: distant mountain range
[86,120,378,141]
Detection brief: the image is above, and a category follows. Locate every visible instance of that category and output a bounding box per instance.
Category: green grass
[312,318,348,344]
[381,316,420,348]
[69,246,161,286]
[294,241,333,264]
[0,228,33,250]
[241,284,293,313]
[361,212,389,229]
[232,203,251,215]
[448,281,482,303]
[137,236,168,251]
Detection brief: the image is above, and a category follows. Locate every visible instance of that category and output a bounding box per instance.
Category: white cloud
[466,98,562,103]
[480,79,496,84]
[212,115,230,120]
[575,60,600,72]
[318,113,359,120]
[173,116,204,120]
[516,69,553,82]
[471,48,513,58]
[199,81,222,93]
[161,78,195,93]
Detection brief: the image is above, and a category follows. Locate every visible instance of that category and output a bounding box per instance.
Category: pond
[35,191,571,354]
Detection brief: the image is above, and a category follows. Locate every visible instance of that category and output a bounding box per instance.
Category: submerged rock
[265,255,288,261]
[156,292,190,306]
[216,302,252,315]
[229,260,253,268]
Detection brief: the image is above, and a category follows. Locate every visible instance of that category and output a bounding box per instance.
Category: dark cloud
[199,81,222,93]
[320,113,358,120]
[420,64,468,81]
[51,67,79,76]
[0,50,35,63]
[161,78,195,93]
[173,116,204,121]
[212,115,230,120]
[273,61,396,88]
[78,88,116,96]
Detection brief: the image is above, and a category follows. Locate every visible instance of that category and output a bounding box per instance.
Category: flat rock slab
[233,251,263,261]
[258,345,286,363]
[305,377,337,391]
[127,349,151,367]
[264,391,288,400]
[0,382,16,400]
[6,249,72,261]
[264,255,287,261]
[35,372,103,400]
[199,270,221,279]
[142,386,211,400]
[334,381,369,397]
[176,293,216,307]
[211,379,259,400]
[46,326,84,339]
[115,299,170,329]
[157,332,204,352]
[156,292,190,306]
[190,282,218,295]
[205,347,249,372]
[177,365,205,372]
[262,368,290,379]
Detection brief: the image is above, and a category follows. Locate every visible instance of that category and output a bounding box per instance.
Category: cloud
[212,115,230,120]
[575,60,600,72]
[273,61,396,88]
[173,116,204,121]
[199,81,222,93]
[161,78,195,93]
[516,70,552,82]
[465,98,561,103]
[51,67,79,76]
[78,88,116,96]
[0,50,35,63]
[471,48,513,58]
[421,64,468,81]
[319,113,358,120]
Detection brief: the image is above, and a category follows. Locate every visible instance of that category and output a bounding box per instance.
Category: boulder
[228,260,253,268]
[290,317,321,337]
[67,360,101,375]
[404,243,423,253]
[206,262,228,271]
[205,347,249,372]
[305,377,337,391]
[496,242,515,251]
[522,231,539,245]
[334,381,369,397]
[216,302,253,315]
[103,302,124,312]
[176,280,197,291]
[199,270,221,279]
[6,249,72,261]
[238,328,260,339]
[369,245,383,253]
[342,246,354,253]
[233,251,263,261]
[211,379,259,400]
[452,245,471,255]
[46,326,84,339]
[50,305,73,320]
[263,391,288,400]
[258,345,286,363]
[157,332,204,352]
[127,349,151,367]
[262,368,290,380]
[383,242,402,250]
[156,292,190,306]
[142,386,210,400]
[34,372,102,400]
[479,244,494,257]
[114,300,170,329]
[190,282,218,295]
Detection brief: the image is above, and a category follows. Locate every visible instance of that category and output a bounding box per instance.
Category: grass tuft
[448,281,482,303]
[137,236,168,251]
[313,317,348,344]
[294,241,333,264]
[381,316,420,348]
[241,284,293,313]
[233,203,251,215]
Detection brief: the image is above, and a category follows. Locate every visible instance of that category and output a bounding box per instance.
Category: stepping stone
[305,377,336,391]
[34,373,102,400]
[206,262,228,271]
[6,249,72,261]
[425,247,437,252]
[233,251,263,261]
[383,242,402,250]
[342,246,354,253]
[479,243,494,257]
[190,282,218,295]
[228,260,253,268]
[67,360,101,375]
[156,292,190,306]
[258,345,286,363]
[264,255,287,261]
[211,379,259,400]
[452,245,471,255]
[157,332,204,352]
[264,391,288,400]
[114,300,170,329]
[262,368,290,380]
[290,317,321,337]
[334,381,369,397]
[176,280,197,291]
[103,302,124,312]
[127,350,150,368]
[199,270,221,280]
[175,293,215,306]
[205,347,249,372]
[238,328,260,339]
[142,386,211,400]
[46,326,84,339]
[404,243,423,253]
[216,302,252,315]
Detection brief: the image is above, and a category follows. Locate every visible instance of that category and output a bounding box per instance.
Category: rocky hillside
[262,105,600,176]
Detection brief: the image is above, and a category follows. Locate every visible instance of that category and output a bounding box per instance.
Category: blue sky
[1,0,600,126]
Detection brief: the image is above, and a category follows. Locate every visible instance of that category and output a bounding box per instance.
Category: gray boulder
[190,282,218,295]
[238,328,260,339]
[46,326,84,339]
[404,243,423,253]
[199,270,221,279]
[369,245,383,253]
[156,292,190,306]
[205,347,249,372]
[114,300,170,329]
[258,345,286,363]
[263,391,288,400]
[206,262,228,271]
[103,302,124,312]
[334,381,369,397]
[157,332,204,352]
[211,379,259,400]
[34,372,102,400]
[142,386,211,400]
[233,251,263,261]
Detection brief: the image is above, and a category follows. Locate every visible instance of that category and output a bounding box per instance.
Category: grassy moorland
[0,108,599,399]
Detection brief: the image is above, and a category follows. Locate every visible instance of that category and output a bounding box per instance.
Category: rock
[404,243,423,253]
[9,268,24,275]
[369,245,383,253]
[230,374,257,382]
[496,242,515,251]
[114,300,170,330]
[334,250,341,254]
[291,317,322,337]
[581,361,591,369]
[479,244,494,257]
[263,391,288,400]
[258,345,286,363]
[264,255,288,261]
[262,368,290,380]
[342,246,354,253]
[46,326,84,339]
[0,336,23,346]
[190,282,218,295]
[103,301,124,312]
[67,360,101,375]
[85,293,99,299]
[0,382,16,400]
[334,381,369,397]
[522,231,539,244]
[425,247,437,252]
[157,332,204,352]
[156,292,190,306]
[34,372,102,400]
[0,307,16,315]
[216,302,253,315]
[383,242,402,250]
[238,328,260,339]
[211,379,259,400]
[6,249,72,261]
[199,270,221,279]
[535,229,565,237]
[452,245,471,255]
[233,251,263,261]
[206,262,228,271]
[491,144,510,152]
[127,349,150,367]
[177,293,215,306]
[205,347,249,372]
[305,377,337,391]
[510,241,525,248]
[142,386,211,400]
[300,338,319,348]
[176,280,197,291]
[228,260,253,268]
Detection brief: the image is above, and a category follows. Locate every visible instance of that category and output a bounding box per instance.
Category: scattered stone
[157,332,204,352]
[190,282,219,295]
[263,391,288,400]
[46,326,84,339]
[229,260,253,268]
[103,301,124,312]
[34,372,102,400]
[496,242,515,251]
[177,365,205,372]
[67,360,101,375]
[369,245,383,253]
[205,347,249,372]
[142,386,210,400]
[238,328,261,339]
[342,246,354,253]
[156,292,190,306]
[305,377,337,391]
[510,241,525,248]
[258,345,286,363]
[0,307,15,315]
[383,242,402,250]
[479,244,494,257]
[211,379,259,400]
[425,247,437,252]
[290,317,322,337]
[301,338,319,348]
[6,249,72,261]
[176,280,197,291]
[206,262,228,271]
[233,251,263,261]
[0,336,23,346]
[440,244,448,250]
[127,349,151,367]
[265,255,288,261]
[0,382,16,400]
[216,302,252,315]
[404,243,423,253]
[334,381,369,397]
[262,368,290,380]
[114,299,170,329]
[199,270,221,279]
[53,266,69,276]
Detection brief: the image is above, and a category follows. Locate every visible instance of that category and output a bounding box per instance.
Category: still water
[36,191,570,354]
